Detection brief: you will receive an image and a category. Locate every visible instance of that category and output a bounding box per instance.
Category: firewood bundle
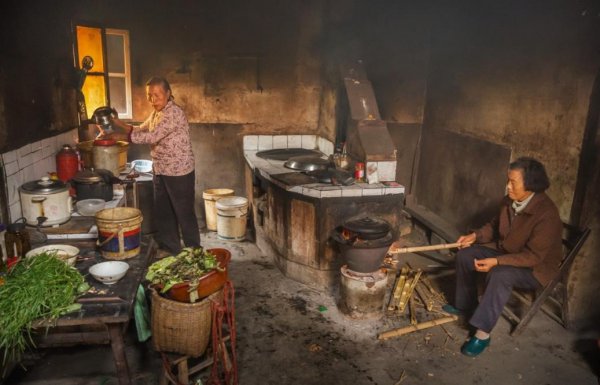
[378,264,457,340]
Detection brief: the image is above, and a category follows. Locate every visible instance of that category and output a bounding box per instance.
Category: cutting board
[39,216,96,234]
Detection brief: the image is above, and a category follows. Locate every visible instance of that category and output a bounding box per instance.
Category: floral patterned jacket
[131,100,195,176]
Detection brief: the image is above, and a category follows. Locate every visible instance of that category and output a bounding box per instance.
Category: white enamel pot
[19,177,72,226]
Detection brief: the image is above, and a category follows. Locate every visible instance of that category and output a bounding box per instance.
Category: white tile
[287,135,302,148]
[341,186,363,197]
[383,187,405,195]
[41,136,54,148]
[21,164,36,184]
[9,202,22,223]
[31,149,43,165]
[302,187,321,198]
[320,139,334,156]
[258,135,273,151]
[320,189,342,198]
[30,139,42,152]
[18,144,32,157]
[377,161,396,182]
[48,135,59,152]
[301,135,316,149]
[272,135,288,149]
[366,162,379,184]
[4,160,19,176]
[243,135,258,151]
[17,153,33,169]
[288,186,303,194]
[42,144,56,158]
[6,172,23,205]
[361,187,383,196]
[2,150,17,163]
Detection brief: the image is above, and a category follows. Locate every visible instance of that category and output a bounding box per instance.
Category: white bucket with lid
[203,188,234,231]
[216,196,248,241]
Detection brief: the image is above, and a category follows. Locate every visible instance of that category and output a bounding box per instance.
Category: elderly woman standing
[443,157,563,357]
[111,77,200,255]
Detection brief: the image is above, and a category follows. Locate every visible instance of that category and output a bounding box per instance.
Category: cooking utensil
[284,155,331,172]
[342,216,391,240]
[19,177,72,226]
[76,199,106,216]
[388,242,462,254]
[72,169,115,201]
[92,106,118,133]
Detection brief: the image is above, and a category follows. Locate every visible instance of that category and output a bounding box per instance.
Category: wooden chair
[502,223,591,336]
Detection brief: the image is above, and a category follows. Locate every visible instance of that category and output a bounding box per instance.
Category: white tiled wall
[2,129,78,222]
[243,134,334,156]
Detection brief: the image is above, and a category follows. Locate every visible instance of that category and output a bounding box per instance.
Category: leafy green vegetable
[0,252,87,365]
[146,247,222,292]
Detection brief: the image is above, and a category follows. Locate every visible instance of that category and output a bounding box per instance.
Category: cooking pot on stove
[72,169,117,201]
[342,216,391,240]
[19,177,72,226]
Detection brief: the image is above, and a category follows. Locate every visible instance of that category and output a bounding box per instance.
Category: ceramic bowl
[89,261,130,285]
[26,244,80,266]
[76,199,106,216]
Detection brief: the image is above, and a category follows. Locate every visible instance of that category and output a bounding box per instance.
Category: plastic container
[96,207,143,260]
[56,144,80,183]
[216,196,248,241]
[202,188,234,231]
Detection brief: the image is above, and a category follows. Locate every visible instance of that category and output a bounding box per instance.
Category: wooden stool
[159,352,213,385]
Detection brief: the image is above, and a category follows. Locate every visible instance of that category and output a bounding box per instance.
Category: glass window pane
[82,75,107,119]
[109,77,126,113]
[76,26,104,72]
[107,34,124,73]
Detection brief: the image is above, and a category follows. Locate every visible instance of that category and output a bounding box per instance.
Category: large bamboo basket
[150,288,222,357]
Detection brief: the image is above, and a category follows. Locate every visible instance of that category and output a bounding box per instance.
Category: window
[74,25,132,121]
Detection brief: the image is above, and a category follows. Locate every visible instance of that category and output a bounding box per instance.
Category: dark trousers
[153,171,201,253]
[455,245,541,333]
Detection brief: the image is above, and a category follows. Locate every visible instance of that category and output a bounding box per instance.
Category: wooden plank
[39,216,95,234]
[290,199,316,265]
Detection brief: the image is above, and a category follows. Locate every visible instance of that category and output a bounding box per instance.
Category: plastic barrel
[216,196,248,241]
[95,207,143,259]
[202,189,234,231]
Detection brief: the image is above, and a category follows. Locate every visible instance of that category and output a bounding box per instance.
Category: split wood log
[387,266,409,311]
[389,242,462,255]
[414,281,434,311]
[377,315,459,340]
[398,269,422,312]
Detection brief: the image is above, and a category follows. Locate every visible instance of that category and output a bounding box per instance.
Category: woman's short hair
[509,157,550,192]
[146,77,174,100]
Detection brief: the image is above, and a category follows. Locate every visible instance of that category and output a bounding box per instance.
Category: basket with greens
[0,252,89,365]
[146,247,230,303]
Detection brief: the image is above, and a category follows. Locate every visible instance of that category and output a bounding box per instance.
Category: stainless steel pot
[92,106,118,132]
[72,169,115,201]
[19,177,72,226]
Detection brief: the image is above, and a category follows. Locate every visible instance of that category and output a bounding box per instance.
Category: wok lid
[343,216,391,239]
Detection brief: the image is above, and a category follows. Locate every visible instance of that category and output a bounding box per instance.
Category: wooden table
[32,236,157,385]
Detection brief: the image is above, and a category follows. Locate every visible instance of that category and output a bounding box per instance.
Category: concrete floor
[3,231,599,385]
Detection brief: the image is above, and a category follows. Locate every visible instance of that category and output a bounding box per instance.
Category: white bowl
[26,244,80,266]
[89,261,130,285]
[76,199,106,216]
[131,159,153,173]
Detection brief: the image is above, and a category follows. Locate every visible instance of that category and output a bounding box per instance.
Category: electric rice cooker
[19,177,72,226]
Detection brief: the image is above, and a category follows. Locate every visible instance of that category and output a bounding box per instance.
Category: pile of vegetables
[146,247,221,292]
[0,253,89,365]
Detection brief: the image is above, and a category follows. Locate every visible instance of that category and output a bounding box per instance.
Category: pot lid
[20,177,68,194]
[284,155,330,172]
[93,138,116,146]
[342,216,391,236]
[73,169,103,183]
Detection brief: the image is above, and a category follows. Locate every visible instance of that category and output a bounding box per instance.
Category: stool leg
[177,359,189,385]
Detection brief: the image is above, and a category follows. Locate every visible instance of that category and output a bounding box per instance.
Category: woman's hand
[456,232,477,249]
[474,258,499,272]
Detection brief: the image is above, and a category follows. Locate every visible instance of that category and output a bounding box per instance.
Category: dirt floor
[2,231,599,385]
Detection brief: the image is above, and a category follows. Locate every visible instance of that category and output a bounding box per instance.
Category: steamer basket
[151,288,222,357]
[95,207,143,260]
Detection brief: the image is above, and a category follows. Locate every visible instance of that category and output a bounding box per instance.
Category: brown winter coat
[474,192,563,286]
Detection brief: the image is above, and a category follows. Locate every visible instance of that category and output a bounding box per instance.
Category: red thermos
[56,144,80,182]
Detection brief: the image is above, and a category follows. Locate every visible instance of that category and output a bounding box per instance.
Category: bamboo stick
[388,266,408,311]
[415,281,434,311]
[377,315,458,340]
[398,270,422,312]
[409,295,417,325]
[389,242,462,255]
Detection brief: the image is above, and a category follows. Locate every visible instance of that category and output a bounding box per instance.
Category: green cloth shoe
[442,304,463,316]
[461,336,490,357]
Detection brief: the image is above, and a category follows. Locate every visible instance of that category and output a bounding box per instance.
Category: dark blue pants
[153,171,201,254]
[455,246,541,333]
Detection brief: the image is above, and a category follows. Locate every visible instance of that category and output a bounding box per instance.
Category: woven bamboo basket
[151,288,222,357]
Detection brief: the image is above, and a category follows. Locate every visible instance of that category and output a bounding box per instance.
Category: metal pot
[92,106,118,132]
[342,216,391,240]
[72,169,116,201]
[19,177,72,226]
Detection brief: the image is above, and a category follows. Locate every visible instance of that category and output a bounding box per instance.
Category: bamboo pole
[387,267,409,311]
[398,270,422,312]
[389,242,462,255]
[377,315,458,340]
[414,281,434,311]
[408,295,417,325]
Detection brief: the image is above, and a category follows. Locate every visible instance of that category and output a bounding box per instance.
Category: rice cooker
[19,177,72,226]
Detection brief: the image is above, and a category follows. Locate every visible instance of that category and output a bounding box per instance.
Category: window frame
[105,28,133,120]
